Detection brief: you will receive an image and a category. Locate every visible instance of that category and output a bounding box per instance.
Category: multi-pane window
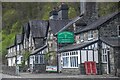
[102,43,110,63]
[88,31,93,40]
[102,49,107,63]
[35,51,45,64]
[63,57,69,67]
[117,25,120,37]
[62,51,78,68]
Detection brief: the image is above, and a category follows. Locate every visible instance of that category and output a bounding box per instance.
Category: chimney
[58,3,69,20]
[80,1,98,24]
[49,8,58,20]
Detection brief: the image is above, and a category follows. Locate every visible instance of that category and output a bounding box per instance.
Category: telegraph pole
[15,35,19,75]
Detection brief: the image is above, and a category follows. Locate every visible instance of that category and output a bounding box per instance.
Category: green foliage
[98,2,119,17]
[45,51,56,61]
[21,50,30,66]
[23,50,30,61]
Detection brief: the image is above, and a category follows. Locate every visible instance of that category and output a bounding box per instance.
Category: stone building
[57,2,120,76]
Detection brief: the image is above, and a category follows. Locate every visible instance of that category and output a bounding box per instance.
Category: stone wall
[109,47,115,75]
[114,47,120,77]
[33,64,46,73]
[2,65,17,75]
[99,13,119,37]
[62,68,80,75]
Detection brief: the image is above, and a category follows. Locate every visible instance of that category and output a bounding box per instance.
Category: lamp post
[15,35,19,75]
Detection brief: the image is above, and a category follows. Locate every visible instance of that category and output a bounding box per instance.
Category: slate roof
[30,45,47,55]
[33,38,45,49]
[29,20,49,38]
[75,11,120,34]
[100,37,120,47]
[55,14,84,35]
[58,39,98,52]
[49,19,71,35]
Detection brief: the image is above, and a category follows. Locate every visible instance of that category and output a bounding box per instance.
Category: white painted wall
[7,55,23,66]
[17,55,23,64]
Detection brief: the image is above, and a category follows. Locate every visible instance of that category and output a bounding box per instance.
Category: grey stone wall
[99,14,119,37]
[62,68,80,75]
[109,47,115,75]
[2,65,17,75]
[114,47,120,77]
[33,64,46,73]
[101,64,107,74]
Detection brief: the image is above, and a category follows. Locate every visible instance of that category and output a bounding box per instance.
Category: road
[1,72,120,80]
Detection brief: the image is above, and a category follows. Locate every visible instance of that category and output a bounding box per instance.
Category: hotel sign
[57,31,74,43]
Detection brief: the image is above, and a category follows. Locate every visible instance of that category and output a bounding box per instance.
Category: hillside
[1,2,119,64]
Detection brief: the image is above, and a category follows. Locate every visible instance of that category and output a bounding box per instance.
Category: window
[62,51,78,68]
[63,57,69,67]
[102,49,107,63]
[117,25,120,37]
[35,52,45,64]
[70,56,78,67]
[88,31,93,40]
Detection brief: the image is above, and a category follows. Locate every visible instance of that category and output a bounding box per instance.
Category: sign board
[46,66,57,72]
[57,31,74,43]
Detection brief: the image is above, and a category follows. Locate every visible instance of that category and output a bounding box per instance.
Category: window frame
[34,51,45,64]
[102,49,107,63]
[62,51,79,68]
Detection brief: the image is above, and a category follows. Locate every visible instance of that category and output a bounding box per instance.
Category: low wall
[2,65,18,75]
[62,68,80,75]
[33,64,46,73]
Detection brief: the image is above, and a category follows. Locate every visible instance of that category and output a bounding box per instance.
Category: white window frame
[34,51,45,64]
[102,49,107,63]
[88,31,93,40]
[117,25,120,37]
[62,51,79,68]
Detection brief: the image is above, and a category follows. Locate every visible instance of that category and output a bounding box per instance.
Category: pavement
[1,72,120,80]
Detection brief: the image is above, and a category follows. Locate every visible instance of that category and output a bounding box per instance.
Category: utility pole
[57,40,59,73]
[15,35,19,75]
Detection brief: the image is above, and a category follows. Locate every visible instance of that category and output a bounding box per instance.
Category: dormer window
[88,31,93,40]
[117,25,120,37]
